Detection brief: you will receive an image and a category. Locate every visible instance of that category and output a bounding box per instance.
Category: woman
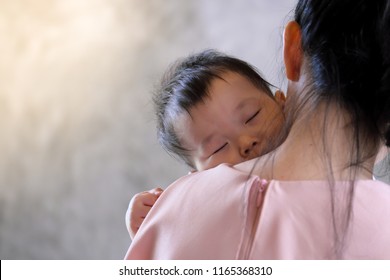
[125,0,390,259]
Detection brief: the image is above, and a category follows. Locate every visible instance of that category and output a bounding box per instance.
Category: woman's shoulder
[166,164,390,199]
[129,163,263,259]
[268,179,390,188]
[266,179,390,201]
[165,163,258,193]
[261,180,390,230]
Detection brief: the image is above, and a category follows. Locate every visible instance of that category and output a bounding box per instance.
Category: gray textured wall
[0,0,298,259]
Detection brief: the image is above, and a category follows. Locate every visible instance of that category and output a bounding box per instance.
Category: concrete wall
[0,0,301,259]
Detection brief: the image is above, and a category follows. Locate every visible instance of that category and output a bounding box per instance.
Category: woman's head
[154,49,285,170]
[285,0,389,165]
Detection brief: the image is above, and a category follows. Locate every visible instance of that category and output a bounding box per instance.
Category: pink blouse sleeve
[124,164,264,260]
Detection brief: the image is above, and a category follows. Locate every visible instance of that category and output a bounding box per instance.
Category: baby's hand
[126,187,164,240]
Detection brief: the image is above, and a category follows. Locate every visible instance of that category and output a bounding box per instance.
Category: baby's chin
[200,151,266,171]
[233,146,278,173]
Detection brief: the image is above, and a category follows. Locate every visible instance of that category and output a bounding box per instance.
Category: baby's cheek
[261,116,282,139]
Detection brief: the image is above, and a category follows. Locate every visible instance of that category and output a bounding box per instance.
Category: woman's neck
[237,102,377,181]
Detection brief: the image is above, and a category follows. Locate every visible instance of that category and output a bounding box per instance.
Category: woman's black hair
[153,49,274,169]
[293,0,390,257]
[295,0,390,148]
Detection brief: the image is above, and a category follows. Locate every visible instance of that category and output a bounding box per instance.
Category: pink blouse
[125,164,390,259]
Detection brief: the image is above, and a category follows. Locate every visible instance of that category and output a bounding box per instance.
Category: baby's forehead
[180,73,274,115]
[212,70,273,96]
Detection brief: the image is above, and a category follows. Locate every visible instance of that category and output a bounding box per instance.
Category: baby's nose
[239,137,258,158]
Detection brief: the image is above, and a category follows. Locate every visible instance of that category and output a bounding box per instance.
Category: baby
[126,49,286,239]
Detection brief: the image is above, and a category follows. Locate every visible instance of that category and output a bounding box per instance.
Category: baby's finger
[128,209,148,238]
[148,187,164,197]
[131,214,145,228]
[137,204,153,218]
[129,219,141,238]
[141,192,159,206]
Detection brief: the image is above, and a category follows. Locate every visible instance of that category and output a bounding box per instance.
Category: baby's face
[175,71,285,171]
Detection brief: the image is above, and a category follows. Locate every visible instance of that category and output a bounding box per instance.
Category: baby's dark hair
[153,49,274,169]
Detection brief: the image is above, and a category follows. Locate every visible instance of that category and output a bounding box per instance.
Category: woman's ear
[283,21,303,81]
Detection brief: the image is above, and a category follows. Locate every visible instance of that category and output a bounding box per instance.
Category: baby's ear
[274,90,286,109]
